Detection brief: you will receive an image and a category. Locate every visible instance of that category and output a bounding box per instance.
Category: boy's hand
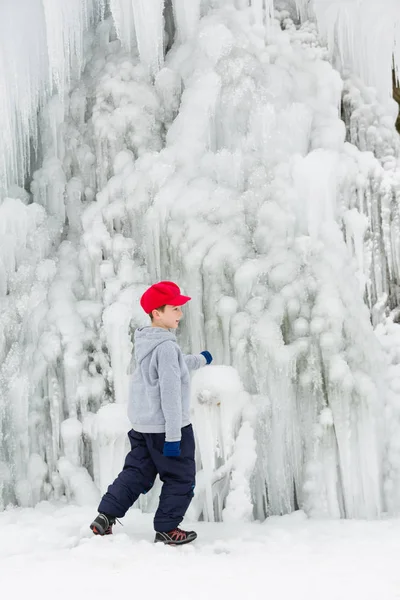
[200,351,213,365]
[163,441,181,457]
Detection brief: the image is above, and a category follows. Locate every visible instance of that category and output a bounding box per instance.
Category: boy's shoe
[90,513,116,536]
[154,527,197,545]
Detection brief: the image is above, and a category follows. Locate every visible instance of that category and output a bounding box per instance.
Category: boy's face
[152,304,183,330]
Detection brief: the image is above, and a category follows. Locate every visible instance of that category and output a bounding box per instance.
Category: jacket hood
[134,327,177,363]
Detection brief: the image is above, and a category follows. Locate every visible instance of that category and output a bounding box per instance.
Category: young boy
[90,281,213,545]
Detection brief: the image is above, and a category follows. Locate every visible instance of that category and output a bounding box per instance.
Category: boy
[90,281,213,545]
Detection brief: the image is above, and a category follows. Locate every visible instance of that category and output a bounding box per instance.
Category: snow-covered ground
[2,503,400,600]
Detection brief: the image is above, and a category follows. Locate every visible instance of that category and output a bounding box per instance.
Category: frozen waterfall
[1,0,400,521]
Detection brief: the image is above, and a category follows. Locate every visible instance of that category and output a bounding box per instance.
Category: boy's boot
[90,513,116,536]
[155,527,197,545]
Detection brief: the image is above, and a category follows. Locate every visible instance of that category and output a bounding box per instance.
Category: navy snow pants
[98,424,195,532]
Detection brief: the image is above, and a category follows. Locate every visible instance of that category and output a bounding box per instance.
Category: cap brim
[171,294,191,306]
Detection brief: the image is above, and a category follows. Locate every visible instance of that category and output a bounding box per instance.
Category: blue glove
[163,441,181,457]
[201,350,213,365]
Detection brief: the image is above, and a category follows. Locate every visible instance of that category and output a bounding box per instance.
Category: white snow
[2,503,400,600]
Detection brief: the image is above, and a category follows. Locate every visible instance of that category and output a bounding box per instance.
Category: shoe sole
[154,534,197,546]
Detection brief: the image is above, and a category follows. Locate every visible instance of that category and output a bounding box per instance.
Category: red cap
[140,281,191,314]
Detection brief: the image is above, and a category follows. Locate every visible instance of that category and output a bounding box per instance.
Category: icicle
[42,0,97,96]
[0,0,98,198]
[0,0,47,197]
[222,421,257,522]
[102,301,133,405]
[131,0,165,75]
[293,0,314,23]
[298,0,400,105]
[172,0,201,42]
[109,0,136,52]
[250,0,274,33]
[61,418,83,467]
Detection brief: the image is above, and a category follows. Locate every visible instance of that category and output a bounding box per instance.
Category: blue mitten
[201,350,213,365]
[163,441,181,457]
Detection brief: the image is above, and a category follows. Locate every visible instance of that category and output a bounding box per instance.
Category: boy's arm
[157,342,183,442]
[183,353,207,371]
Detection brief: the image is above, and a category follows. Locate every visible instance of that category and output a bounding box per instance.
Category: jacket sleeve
[157,342,183,442]
[183,354,207,371]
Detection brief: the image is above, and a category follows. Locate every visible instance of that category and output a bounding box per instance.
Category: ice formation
[294,0,400,107]
[1,0,400,522]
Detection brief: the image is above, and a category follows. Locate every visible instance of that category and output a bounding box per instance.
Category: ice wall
[1,0,400,520]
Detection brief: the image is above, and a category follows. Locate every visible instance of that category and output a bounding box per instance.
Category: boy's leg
[145,424,196,533]
[98,429,157,518]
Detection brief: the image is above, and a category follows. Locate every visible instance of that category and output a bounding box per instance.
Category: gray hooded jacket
[128,326,207,442]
